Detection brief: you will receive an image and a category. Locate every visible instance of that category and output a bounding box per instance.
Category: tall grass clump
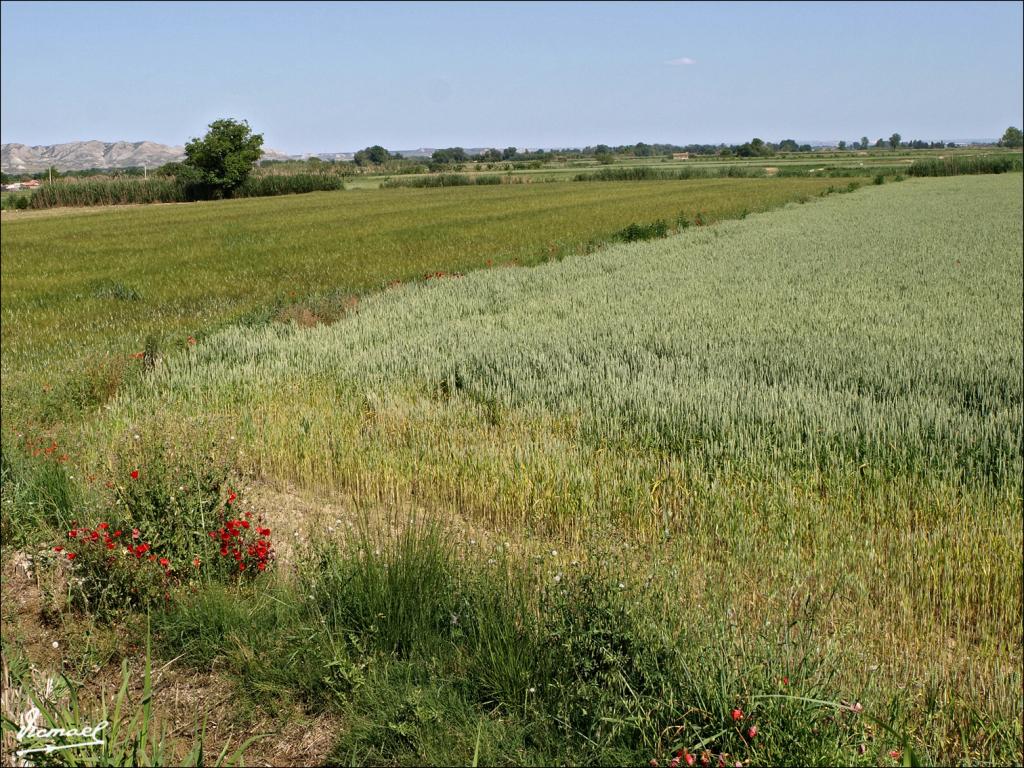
[907,154,1022,177]
[28,177,188,208]
[23,172,344,209]
[575,165,766,181]
[233,172,344,197]
[381,173,509,188]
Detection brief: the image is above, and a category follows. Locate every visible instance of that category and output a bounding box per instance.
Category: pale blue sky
[2,1,1021,152]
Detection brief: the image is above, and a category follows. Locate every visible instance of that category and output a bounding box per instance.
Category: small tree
[183,118,264,197]
[837,140,846,150]
[354,145,391,166]
[889,132,901,150]
[999,126,1023,148]
[860,136,870,150]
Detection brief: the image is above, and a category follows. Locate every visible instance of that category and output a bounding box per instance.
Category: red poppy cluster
[422,270,464,280]
[654,750,745,768]
[208,510,273,573]
[652,708,760,768]
[15,433,69,463]
[58,523,172,577]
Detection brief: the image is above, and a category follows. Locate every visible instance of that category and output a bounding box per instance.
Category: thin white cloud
[666,57,696,66]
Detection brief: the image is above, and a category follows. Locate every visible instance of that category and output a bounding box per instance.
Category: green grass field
[1,174,1021,766]
[0,177,840,428]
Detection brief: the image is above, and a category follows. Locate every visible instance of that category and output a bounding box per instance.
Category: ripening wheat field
[2,174,1022,766]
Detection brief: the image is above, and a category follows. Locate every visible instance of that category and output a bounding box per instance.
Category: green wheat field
[1,174,1021,766]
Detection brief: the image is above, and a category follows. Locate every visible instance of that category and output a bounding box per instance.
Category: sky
[1,1,1022,152]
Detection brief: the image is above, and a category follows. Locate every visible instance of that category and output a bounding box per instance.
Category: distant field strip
[0,177,837,424]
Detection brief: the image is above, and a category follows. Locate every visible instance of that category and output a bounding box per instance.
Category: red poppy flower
[66,552,76,560]
[130,470,139,480]
[68,530,78,538]
[731,709,743,722]
[53,546,63,553]
[193,557,201,567]
[747,726,758,739]
[159,557,169,567]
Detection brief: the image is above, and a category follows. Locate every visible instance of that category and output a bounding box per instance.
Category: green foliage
[575,165,765,181]
[60,523,174,619]
[354,145,393,166]
[0,434,79,545]
[232,172,344,197]
[430,147,469,165]
[105,418,239,564]
[999,126,1023,148]
[28,178,188,207]
[155,528,886,766]
[615,220,670,242]
[906,154,1023,176]
[183,118,264,197]
[737,137,774,157]
[381,173,507,188]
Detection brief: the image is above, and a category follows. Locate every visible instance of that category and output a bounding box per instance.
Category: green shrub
[575,165,766,182]
[233,173,344,197]
[381,174,508,189]
[106,419,240,565]
[616,220,670,242]
[907,154,1022,177]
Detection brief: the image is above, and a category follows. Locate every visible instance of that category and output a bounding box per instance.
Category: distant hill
[1,141,292,173]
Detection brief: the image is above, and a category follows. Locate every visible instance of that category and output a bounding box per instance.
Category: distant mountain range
[0,141,496,172]
[2,139,1001,173]
[1,141,292,173]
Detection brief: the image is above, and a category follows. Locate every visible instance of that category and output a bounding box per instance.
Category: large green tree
[999,126,1023,148]
[183,118,264,196]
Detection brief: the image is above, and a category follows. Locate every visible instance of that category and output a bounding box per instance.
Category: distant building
[23,179,41,188]
[672,152,690,160]
[2,183,23,191]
